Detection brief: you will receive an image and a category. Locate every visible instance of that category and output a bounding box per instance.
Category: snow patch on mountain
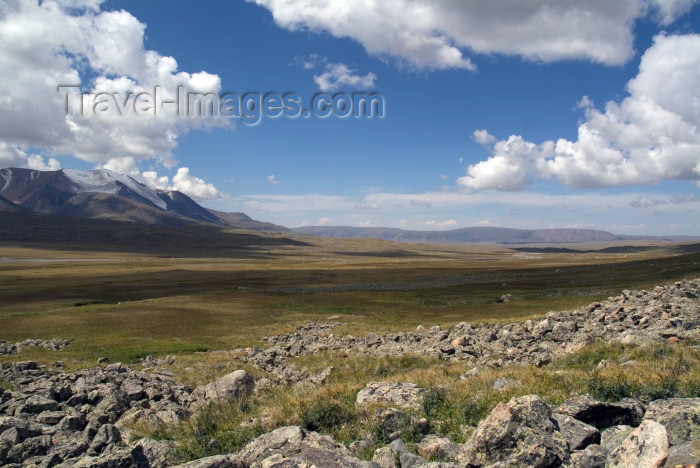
[1,168,12,191]
[63,169,167,210]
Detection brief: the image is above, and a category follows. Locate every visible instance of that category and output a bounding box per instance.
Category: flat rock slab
[355,382,428,410]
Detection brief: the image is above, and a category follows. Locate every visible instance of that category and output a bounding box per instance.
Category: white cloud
[358,220,373,227]
[423,219,457,229]
[473,130,496,146]
[313,62,376,92]
[267,174,280,185]
[0,143,61,171]
[630,195,667,208]
[137,167,223,201]
[221,187,700,234]
[253,0,698,70]
[409,199,432,207]
[169,168,223,200]
[316,216,334,226]
[0,0,230,172]
[476,219,492,226]
[459,34,700,191]
[354,201,380,210]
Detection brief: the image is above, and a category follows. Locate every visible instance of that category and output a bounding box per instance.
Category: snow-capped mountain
[0,167,286,230]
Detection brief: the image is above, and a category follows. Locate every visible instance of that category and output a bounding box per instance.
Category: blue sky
[1,0,700,234]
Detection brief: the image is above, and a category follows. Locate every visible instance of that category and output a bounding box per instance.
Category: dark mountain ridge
[0,167,284,231]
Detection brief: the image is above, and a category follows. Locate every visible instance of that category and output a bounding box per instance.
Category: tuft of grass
[300,400,356,432]
[422,388,446,418]
[587,373,632,401]
[175,399,265,461]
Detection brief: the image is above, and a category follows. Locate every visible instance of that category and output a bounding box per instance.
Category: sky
[1,0,700,235]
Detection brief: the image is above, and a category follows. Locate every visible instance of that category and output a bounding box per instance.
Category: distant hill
[292,225,626,244]
[207,209,289,232]
[0,167,283,231]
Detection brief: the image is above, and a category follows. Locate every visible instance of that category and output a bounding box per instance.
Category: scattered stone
[492,377,521,391]
[0,339,70,355]
[356,382,428,411]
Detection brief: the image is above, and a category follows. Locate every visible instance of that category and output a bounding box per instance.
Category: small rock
[492,378,521,391]
[416,434,460,461]
[356,382,428,411]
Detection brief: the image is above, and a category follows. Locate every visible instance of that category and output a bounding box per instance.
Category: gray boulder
[663,439,700,467]
[601,425,634,454]
[194,370,255,404]
[553,413,600,450]
[416,434,461,461]
[607,420,669,468]
[300,431,379,467]
[643,398,700,446]
[170,454,246,468]
[461,394,569,467]
[565,444,607,468]
[238,425,305,465]
[555,395,644,429]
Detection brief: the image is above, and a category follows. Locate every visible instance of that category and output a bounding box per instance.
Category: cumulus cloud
[267,174,280,185]
[0,143,61,171]
[458,34,700,191]
[252,0,697,70]
[138,167,224,201]
[313,63,376,92]
[316,216,334,226]
[0,0,230,173]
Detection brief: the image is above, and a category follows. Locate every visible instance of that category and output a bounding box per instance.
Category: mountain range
[1,167,695,244]
[0,167,286,232]
[291,225,628,244]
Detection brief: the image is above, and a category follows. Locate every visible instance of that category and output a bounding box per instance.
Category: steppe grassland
[0,235,697,371]
[2,235,700,460]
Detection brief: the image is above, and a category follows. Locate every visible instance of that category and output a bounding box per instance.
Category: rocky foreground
[0,278,699,467]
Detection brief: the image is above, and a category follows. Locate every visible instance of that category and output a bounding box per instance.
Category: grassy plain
[1,221,698,370]
[2,219,700,461]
